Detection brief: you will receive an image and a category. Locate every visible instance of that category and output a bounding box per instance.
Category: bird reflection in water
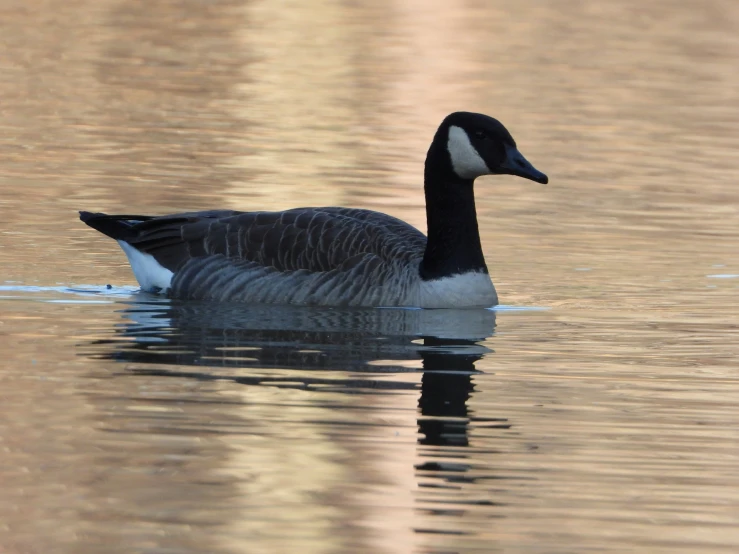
[85,298,501,506]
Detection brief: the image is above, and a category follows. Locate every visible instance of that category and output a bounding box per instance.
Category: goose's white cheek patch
[447,125,490,179]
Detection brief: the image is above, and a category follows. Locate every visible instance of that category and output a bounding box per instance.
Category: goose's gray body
[81,112,547,308]
[168,207,430,306]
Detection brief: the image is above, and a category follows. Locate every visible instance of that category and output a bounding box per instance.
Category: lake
[1,0,738,552]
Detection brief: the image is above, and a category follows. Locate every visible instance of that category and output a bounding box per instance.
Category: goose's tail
[79,211,153,241]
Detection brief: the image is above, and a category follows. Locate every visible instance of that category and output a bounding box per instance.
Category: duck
[80,111,547,308]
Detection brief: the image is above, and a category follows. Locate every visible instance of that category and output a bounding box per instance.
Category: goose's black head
[433,112,548,184]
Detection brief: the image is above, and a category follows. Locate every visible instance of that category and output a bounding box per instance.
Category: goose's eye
[474,130,489,140]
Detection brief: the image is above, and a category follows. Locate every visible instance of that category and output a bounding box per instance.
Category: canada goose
[80,112,547,308]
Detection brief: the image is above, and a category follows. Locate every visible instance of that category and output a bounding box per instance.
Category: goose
[80,111,547,308]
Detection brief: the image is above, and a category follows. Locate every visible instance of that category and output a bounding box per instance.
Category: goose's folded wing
[122,207,427,274]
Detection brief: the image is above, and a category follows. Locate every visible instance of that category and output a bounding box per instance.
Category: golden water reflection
[1,0,738,552]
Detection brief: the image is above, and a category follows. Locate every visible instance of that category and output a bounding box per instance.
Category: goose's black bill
[500,145,548,184]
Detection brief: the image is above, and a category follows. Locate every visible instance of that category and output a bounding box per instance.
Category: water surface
[1,0,739,552]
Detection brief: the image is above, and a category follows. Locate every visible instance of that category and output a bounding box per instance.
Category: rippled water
[1,0,739,552]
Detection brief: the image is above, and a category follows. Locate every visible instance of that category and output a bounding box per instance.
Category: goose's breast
[415,272,497,308]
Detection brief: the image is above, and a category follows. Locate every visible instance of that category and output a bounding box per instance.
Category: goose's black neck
[419,139,488,281]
